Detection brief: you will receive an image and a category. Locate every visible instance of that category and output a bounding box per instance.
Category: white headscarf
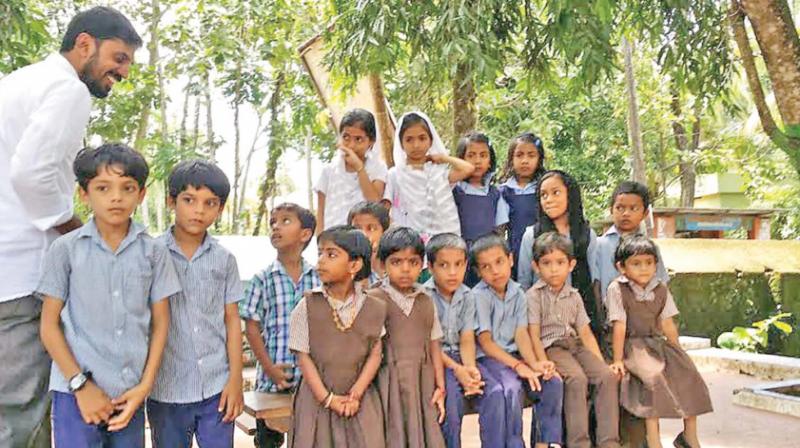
[392,111,448,167]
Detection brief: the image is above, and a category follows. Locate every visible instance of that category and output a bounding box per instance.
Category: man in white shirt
[0,7,141,447]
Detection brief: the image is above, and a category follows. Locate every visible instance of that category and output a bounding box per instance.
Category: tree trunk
[369,73,395,166]
[231,84,242,230]
[204,71,216,161]
[731,0,800,173]
[253,71,286,236]
[236,113,265,233]
[669,89,699,207]
[306,129,314,212]
[179,85,190,148]
[623,38,647,185]
[192,94,201,152]
[452,62,477,152]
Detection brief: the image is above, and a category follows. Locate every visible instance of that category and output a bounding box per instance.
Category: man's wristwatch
[68,371,92,392]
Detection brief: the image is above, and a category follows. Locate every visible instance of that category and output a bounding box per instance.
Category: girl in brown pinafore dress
[371,226,447,448]
[288,226,387,448]
[608,235,712,448]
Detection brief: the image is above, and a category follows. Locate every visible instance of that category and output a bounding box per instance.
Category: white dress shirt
[0,53,92,302]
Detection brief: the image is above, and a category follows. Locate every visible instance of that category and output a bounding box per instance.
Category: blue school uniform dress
[452,181,510,287]
[423,279,498,448]
[592,225,670,302]
[36,219,181,448]
[473,280,563,447]
[147,229,244,447]
[499,178,539,279]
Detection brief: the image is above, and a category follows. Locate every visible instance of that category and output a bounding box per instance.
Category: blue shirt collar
[163,226,215,261]
[77,217,146,254]
[423,278,469,305]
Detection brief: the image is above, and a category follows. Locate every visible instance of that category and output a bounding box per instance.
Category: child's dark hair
[168,159,231,204]
[73,143,149,190]
[377,227,424,262]
[347,201,390,231]
[456,131,497,180]
[533,232,575,262]
[398,113,432,141]
[318,225,372,281]
[425,233,467,265]
[610,181,651,210]
[271,203,316,248]
[615,234,659,265]
[60,6,142,52]
[469,233,510,267]
[340,108,377,142]
[503,132,546,181]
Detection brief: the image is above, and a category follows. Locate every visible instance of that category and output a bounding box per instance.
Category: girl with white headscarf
[382,112,475,241]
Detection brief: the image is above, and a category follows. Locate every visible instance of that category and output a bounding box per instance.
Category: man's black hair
[469,233,510,267]
[377,227,425,262]
[347,201,390,231]
[425,233,467,265]
[532,232,575,262]
[340,108,377,142]
[318,225,372,281]
[614,234,659,265]
[610,180,651,210]
[168,159,231,204]
[60,6,142,52]
[73,143,149,190]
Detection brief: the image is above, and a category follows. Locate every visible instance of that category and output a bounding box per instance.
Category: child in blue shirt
[239,203,321,448]
[452,132,509,287]
[472,233,564,448]
[422,233,488,448]
[348,201,390,285]
[591,181,669,303]
[38,144,181,447]
[147,160,244,447]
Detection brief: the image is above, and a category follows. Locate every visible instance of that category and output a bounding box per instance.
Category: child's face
[269,209,312,252]
[350,213,384,252]
[339,125,373,160]
[617,254,657,288]
[475,246,513,295]
[464,142,491,182]
[430,248,467,296]
[384,248,423,291]
[532,249,576,290]
[511,142,540,180]
[317,239,361,285]
[611,193,646,234]
[539,175,568,221]
[401,123,432,164]
[168,185,223,237]
[79,164,145,227]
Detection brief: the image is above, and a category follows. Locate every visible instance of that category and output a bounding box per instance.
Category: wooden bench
[236,391,293,435]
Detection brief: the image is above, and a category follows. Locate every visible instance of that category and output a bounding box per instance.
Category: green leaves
[717,311,794,353]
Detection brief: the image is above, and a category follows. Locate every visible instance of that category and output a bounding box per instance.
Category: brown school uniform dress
[368,286,446,448]
[290,291,387,448]
[614,279,713,419]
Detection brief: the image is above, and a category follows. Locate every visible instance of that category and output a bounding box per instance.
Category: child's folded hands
[454,365,485,396]
[609,360,626,379]
[75,381,115,425]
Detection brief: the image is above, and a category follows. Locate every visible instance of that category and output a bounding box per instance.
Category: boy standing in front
[240,203,320,448]
[38,144,180,447]
[147,160,244,447]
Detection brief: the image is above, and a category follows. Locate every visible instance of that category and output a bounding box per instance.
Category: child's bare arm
[527,324,549,362]
[578,324,604,361]
[515,325,538,367]
[429,154,475,183]
[41,296,114,425]
[219,303,244,422]
[441,350,460,370]
[296,352,329,403]
[349,339,383,400]
[609,320,627,378]
[478,331,521,368]
[430,339,446,391]
[244,319,292,389]
[356,170,385,202]
[315,192,326,236]
[108,298,169,431]
[660,317,680,346]
[459,330,478,368]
